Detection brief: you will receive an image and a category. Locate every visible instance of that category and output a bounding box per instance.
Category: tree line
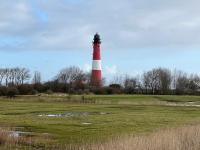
[0,66,200,97]
[109,68,200,95]
[0,68,31,86]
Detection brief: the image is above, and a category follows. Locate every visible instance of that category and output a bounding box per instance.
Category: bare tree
[175,71,188,94]
[191,75,200,88]
[157,68,171,94]
[142,69,159,94]
[142,68,171,94]
[0,69,5,86]
[56,66,85,93]
[4,68,10,86]
[57,66,84,84]
[32,71,42,84]
[110,74,124,86]
[14,68,21,86]
[123,75,137,94]
[9,68,16,86]
[19,68,31,85]
[187,74,200,93]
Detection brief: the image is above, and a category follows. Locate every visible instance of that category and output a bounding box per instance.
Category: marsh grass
[75,124,200,150]
[0,128,53,149]
[0,129,32,148]
[2,125,200,150]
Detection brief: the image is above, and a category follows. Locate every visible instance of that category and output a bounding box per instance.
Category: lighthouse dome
[93,33,101,44]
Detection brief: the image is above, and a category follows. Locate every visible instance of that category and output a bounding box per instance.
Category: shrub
[109,84,121,89]
[31,89,39,95]
[17,84,34,95]
[33,83,46,93]
[6,87,19,98]
[105,87,122,94]
[92,87,107,95]
[0,86,7,96]
[46,90,53,95]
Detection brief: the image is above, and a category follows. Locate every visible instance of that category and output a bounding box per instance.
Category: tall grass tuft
[75,125,200,150]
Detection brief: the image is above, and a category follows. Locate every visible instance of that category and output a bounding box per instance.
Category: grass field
[1,94,200,149]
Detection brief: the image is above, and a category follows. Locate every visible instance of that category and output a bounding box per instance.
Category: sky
[0,0,200,81]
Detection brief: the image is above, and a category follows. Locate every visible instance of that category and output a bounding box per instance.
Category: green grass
[1,95,200,148]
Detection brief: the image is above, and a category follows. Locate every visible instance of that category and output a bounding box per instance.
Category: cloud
[105,65,118,75]
[83,63,91,72]
[1,0,200,51]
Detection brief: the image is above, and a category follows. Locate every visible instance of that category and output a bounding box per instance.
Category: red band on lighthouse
[91,33,102,87]
[93,44,101,60]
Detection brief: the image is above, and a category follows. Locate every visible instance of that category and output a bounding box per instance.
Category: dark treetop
[93,33,101,44]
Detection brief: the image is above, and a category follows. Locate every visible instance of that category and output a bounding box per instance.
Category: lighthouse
[91,33,102,87]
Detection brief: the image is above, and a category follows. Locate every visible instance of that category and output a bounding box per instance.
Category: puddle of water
[38,112,110,117]
[100,112,108,115]
[38,112,89,117]
[82,122,92,125]
[1,126,50,141]
[166,102,200,107]
[8,131,33,138]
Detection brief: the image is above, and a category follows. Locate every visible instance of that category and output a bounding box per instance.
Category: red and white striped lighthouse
[91,33,102,86]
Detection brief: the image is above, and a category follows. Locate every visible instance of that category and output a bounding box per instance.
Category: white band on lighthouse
[92,60,102,70]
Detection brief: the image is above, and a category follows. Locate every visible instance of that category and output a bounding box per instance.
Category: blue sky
[1,0,200,81]
[0,48,200,81]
